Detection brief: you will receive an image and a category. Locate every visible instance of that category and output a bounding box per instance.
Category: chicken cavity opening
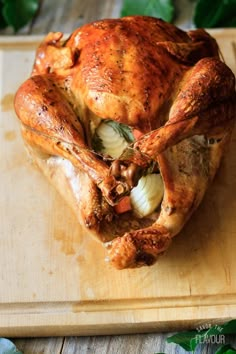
[92,119,164,218]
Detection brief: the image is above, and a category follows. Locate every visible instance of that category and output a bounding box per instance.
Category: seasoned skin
[15,75,129,205]
[108,133,232,268]
[123,57,236,166]
[14,16,236,269]
[65,18,219,131]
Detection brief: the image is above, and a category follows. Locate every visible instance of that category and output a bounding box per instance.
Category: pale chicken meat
[14,16,236,269]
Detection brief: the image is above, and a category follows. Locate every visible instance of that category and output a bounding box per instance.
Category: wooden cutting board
[0,29,236,337]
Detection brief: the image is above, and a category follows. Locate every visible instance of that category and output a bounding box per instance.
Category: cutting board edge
[1,304,235,337]
[1,291,236,312]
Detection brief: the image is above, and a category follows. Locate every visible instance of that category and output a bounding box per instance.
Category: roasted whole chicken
[14,16,236,269]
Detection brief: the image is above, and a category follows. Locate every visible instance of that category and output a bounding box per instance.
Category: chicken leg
[15,74,129,205]
[106,58,236,269]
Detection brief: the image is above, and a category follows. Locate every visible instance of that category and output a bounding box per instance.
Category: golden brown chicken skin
[14,16,236,269]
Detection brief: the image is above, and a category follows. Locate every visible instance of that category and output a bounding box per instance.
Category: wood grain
[0,0,236,352]
[19,0,122,35]
[12,337,64,354]
[0,29,236,339]
[12,335,236,354]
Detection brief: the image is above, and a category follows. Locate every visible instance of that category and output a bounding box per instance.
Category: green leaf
[167,320,236,352]
[0,338,23,354]
[2,0,39,32]
[166,330,198,351]
[216,344,236,354]
[219,320,236,334]
[193,0,236,28]
[0,3,8,29]
[121,0,175,23]
[223,16,236,27]
[106,120,135,144]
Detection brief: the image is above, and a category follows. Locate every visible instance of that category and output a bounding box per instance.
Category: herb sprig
[106,120,135,144]
[91,120,134,154]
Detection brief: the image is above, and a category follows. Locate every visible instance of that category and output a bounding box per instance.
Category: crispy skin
[15,75,129,205]
[14,16,236,269]
[108,133,232,268]
[65,17,219,131]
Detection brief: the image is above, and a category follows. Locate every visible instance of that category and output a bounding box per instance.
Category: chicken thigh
[14,16,236,269]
